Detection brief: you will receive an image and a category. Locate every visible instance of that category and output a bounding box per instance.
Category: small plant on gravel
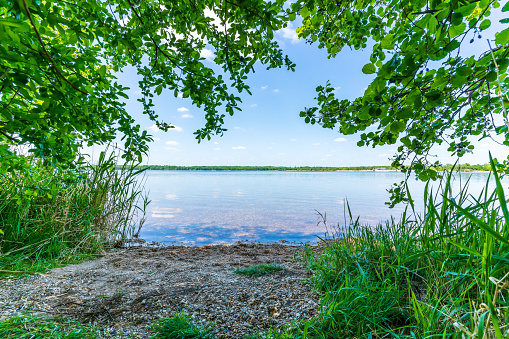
[0,313,100,338]
[151,313,214,339]
[233,263,283,277]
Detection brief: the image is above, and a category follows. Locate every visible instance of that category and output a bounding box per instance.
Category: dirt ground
[0,242,320,338]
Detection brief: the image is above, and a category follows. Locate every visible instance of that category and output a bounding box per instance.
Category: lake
[139,170,495,245]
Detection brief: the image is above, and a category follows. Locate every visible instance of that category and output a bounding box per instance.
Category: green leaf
[503,1,509,12]
[489,153,509,229]
[448,241,482,256]
[300,6,310,18]
[454,3,477,16]
[99,65,107,78]
[448,22,466,38]
[448,199,509,246]
[380,34,394,49]
[362,63,376,74]
[418,171,429,181]
[495,27,509,45]
[480,19,491,30]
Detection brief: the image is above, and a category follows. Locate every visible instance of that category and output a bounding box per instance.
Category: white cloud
[232,146,246,150]
[277,22,300,44]
[200,48,215,62]
[334,137,347,142]
[213,147,221,151]
[378,153,389,157]
[165,141,180,145]
[234,126,241,130]
[177,107,189,112]
[325,154,333,157]
[267,147,273,149]
[133,90,142,95]
[250,104,257,108]
[332,86,341,94]
[177,92,184,98]
[312,143,320,146]
[273,89,279,93]
[214,141,219,145]
[148,124,161,133]
[169,124,183,132]
[261,85,268,90]
[181,113,193,118]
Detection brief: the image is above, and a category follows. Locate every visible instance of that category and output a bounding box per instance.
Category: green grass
[233,263,284,277]
[0,150,148,277]
[0,314,101,339]
[150,313,214,339]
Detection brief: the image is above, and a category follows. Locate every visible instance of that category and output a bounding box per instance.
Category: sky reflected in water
[139,171,497,245]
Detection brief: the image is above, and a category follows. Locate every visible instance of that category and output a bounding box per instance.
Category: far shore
[130,165,494,173]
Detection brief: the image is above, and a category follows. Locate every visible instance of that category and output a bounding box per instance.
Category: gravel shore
[0,243,319,338]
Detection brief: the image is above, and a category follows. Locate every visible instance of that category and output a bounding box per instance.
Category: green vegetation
[151,313,214,339]
[0,314,100,339]
[0,0,293,171]
[292,0,509,187]
[0,151,147,275]
[138,164,494,172]
[0,313,215,339]
[138,165,398,171]
[233,263,284,277]
[256,157,509,338]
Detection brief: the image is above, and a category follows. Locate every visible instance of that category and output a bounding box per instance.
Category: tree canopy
[288,0,509,203]
[2,0,509,203]
[0,0,293,171]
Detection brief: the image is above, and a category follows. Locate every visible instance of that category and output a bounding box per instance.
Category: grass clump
[0,150,148,276]
[151,313,214,339]
[0,313,100,338]
[233,263,283,277]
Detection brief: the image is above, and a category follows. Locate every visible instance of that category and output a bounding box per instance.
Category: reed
[0,151,148,273]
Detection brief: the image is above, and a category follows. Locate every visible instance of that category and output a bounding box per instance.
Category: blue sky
[88,11,509,167]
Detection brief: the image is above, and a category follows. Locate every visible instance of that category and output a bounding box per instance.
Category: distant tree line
[138,165,398,171]
[132,164,492,172]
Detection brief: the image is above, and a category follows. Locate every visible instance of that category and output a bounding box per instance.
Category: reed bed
[0,151,148,273]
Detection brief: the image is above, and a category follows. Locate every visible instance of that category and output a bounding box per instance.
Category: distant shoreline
[137,165,400,172]
[133,165,492,172]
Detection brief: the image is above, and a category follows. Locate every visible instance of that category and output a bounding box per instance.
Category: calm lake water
[139,170,496,245]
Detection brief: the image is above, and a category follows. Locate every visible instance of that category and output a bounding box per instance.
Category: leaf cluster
[0,0,294,170]
[289,0,509,203]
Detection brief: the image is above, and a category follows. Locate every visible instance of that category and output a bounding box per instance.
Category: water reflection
[139,170,498,246]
